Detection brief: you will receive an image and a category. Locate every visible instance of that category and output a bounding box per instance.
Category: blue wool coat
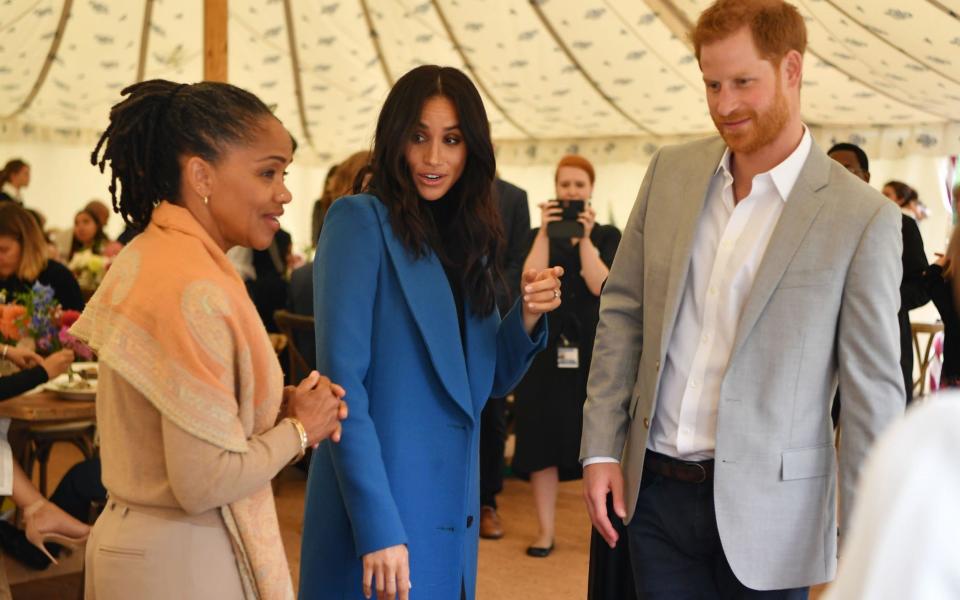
[299,194,547,600]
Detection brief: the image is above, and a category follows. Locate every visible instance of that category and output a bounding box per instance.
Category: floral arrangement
[68,242,123,291]
[0,283,93,360]
[68,249,108,290]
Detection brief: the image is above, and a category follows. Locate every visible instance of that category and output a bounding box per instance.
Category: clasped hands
[282,371,348,446]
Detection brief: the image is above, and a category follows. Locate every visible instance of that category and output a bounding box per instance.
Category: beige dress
[84,365,300,600]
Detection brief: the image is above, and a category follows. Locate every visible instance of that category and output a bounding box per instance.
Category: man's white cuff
[582,456,620,466]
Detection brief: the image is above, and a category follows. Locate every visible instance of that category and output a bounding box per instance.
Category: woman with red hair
[513,154,621,557]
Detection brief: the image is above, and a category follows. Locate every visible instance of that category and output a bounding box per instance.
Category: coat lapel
[659,138,728,353]
[373,202,475,421]
[730,142,832,358]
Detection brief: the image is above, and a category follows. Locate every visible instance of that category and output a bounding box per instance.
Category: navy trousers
[627,469,808,600]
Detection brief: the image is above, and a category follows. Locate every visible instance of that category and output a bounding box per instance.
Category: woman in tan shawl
[74,79,348,600]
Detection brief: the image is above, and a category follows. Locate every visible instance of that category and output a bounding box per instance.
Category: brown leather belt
[643,450,714,484]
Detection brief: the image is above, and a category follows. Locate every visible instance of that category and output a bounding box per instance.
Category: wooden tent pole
[204,0,228,82]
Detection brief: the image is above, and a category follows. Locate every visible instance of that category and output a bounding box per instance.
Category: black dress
[512,225,620,480]
[923,264,960,385]
[0,260,84,311]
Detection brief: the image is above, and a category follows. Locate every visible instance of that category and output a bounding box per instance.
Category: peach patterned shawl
[72,202,292,600]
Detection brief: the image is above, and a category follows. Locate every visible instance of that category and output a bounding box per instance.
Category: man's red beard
[712,86,789,155]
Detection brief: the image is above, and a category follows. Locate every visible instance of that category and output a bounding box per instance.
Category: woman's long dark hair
[0,159,27,186]
[91,79,275,229]
[884,180,914,206]
[69,207,109,260]
[368,65,502,316]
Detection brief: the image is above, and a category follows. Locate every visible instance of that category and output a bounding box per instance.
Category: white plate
[47,371,97,401]
[52,385,96,401]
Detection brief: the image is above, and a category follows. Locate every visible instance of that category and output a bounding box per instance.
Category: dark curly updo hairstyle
[91,79,275,229]
[368,65,502,317]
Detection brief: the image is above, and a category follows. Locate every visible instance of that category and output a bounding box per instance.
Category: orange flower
[0,304,26,341]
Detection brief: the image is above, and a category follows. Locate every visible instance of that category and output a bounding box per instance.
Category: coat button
[643,417,650,429]
[655,360,660,371]
[466,516,474,528]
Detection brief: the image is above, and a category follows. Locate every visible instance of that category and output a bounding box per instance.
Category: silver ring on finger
[553,288,560,299]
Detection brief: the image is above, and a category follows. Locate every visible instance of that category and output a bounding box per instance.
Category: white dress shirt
[584,128,812,465]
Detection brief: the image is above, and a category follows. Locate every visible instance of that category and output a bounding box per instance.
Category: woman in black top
[0,203,84,311]
[0,345,73,404]
[0,159,29,205]
[925,188,960,387]
[512,155,621,556]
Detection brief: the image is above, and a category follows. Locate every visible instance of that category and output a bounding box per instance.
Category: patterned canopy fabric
[0,0,958,165]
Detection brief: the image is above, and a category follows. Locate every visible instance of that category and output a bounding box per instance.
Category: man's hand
[582,462,627,548]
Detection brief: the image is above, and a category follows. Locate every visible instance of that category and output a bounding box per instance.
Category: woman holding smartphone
[512,154,621,557]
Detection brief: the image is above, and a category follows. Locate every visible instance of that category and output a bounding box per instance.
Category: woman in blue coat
[300,65,563,600]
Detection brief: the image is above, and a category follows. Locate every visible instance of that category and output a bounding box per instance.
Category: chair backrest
[273,310,316,382]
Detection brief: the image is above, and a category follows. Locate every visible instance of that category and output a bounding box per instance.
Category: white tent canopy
[2,0,959,161]
[0,0,957,250]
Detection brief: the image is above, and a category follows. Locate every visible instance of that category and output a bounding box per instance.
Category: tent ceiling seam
[820,0,960,88]
[1,0,74,121]
[282,0,313,148]
[654,0,949,125]
[793,0,954,122]
[0,0,45,33]
[429,0,535,139]
[528,0,654,136]
[924,0,960,21]
[136,0,156,83]
[359,0,395,86]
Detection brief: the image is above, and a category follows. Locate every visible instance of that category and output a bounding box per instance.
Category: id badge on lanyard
[557,334,580,369]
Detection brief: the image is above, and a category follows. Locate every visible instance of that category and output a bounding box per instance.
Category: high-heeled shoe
[23,499,89,565]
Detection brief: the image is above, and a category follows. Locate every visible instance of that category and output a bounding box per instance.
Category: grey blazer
[581,136,905,590]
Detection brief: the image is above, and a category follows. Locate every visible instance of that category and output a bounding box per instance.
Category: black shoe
[0,520,55,570]
[525,542,554,558]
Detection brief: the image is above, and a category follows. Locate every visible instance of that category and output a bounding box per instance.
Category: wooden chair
[912,321,944,397]
[273,310,315,383]
[270,310,316,493]
[19,422,97,497]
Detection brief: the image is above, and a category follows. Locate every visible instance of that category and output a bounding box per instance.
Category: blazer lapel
[659,138,727,353]
[730,143,832,358]
[373,203,474,421]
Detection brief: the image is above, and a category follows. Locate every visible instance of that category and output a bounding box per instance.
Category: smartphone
[546,199,585,239]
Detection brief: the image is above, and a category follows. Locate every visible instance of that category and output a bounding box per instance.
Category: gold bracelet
[284,417,308,464]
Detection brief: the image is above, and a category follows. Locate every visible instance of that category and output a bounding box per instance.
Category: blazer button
[655,360,660,371]
[466,516,474,528]
[643,417,650,429]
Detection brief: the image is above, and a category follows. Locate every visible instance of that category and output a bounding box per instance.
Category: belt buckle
[688,462,707,484]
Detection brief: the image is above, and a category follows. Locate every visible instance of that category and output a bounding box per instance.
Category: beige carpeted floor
[13,445,827,599]
[278,468,593,598]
